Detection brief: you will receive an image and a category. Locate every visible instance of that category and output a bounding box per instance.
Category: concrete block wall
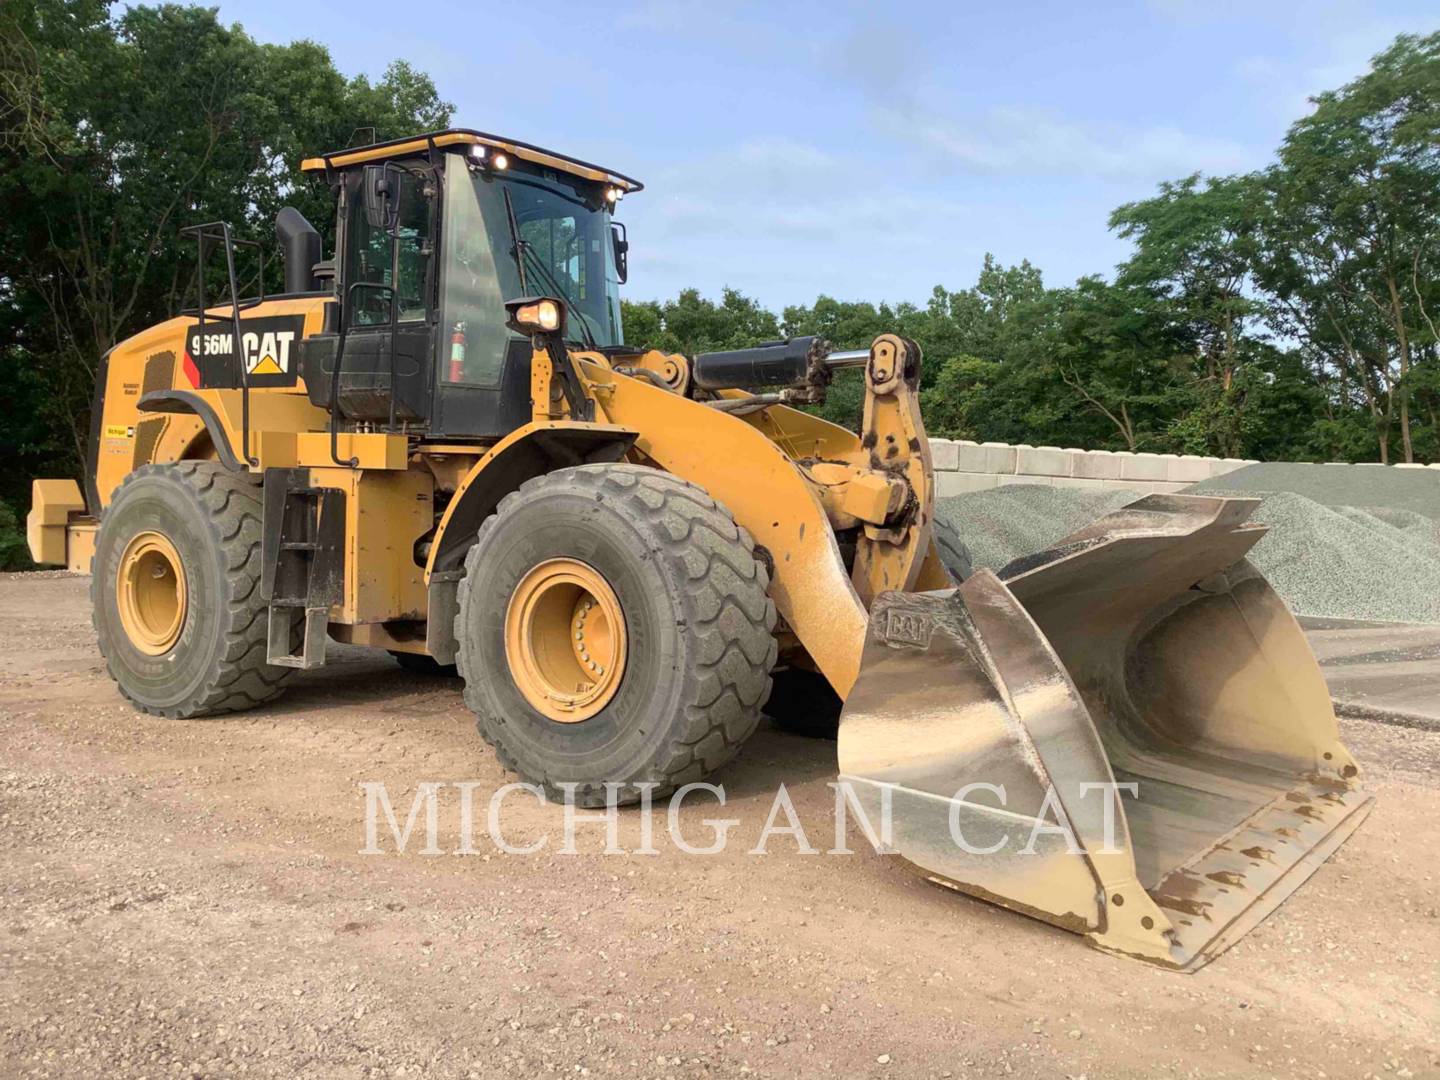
[930,440,1440,497]
[931,440,1260,498]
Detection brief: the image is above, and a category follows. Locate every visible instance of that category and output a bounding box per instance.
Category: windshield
[439,153,622,387]
[509,176,622,347]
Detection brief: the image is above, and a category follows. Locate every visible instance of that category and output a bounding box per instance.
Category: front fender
[424,420,638,579]
[581,360,870,696]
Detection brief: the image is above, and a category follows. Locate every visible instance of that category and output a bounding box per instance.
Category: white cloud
[620,137,993,306]
[824,13,1255,184]
[873,104,1253,182]
[642,137,972,241]
[1233,13,1420,121]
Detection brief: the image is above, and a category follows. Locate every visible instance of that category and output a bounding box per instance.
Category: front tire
[933,517,974,582]
[455,465,777,806]
[763,667,842,739]
[92,462,295,718]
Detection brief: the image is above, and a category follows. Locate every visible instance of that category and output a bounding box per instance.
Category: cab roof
[300,127,644,193]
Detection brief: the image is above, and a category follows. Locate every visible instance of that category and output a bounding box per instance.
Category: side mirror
[611,221,629,285]
[362,164,401,233]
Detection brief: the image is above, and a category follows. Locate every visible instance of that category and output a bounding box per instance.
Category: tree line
[0,4,1435,567]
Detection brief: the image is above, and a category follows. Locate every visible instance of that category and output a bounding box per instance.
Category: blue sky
[225,0,1437,310]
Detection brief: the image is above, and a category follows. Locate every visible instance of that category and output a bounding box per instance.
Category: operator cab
[294,129,641,440]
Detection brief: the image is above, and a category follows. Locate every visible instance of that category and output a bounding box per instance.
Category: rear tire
[92,462,295,718]
[455,464,777,806]
[390,650,457,677]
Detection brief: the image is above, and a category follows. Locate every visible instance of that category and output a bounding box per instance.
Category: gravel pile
[1198,461,1440,519]
[937,484,1440,624]
[935,485,1138,575]
[1233,492,1440,623]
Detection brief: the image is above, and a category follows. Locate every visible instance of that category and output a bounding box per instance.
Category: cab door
[333,163,436,424]
[430,152,532,439]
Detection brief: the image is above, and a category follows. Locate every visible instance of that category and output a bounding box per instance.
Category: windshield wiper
[522,245,600,350]
[502,187,530,293]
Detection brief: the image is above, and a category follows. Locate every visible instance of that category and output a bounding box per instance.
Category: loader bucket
[838,494,1372,971]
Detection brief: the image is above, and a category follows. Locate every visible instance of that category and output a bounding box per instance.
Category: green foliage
[1250,31,1440,463]
[620,287,779,355]
[919,355,1000,440]
[0,501,31,572]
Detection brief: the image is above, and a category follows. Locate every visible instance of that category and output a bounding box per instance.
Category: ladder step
[281,541,318,551]
[267,605,330,670]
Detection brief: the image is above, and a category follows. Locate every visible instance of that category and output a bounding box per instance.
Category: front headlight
[505,296,566,337]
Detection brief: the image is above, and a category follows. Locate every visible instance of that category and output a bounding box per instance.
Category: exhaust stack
[276,207,321,294]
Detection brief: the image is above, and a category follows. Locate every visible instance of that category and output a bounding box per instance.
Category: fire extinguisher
[447,321,467,382]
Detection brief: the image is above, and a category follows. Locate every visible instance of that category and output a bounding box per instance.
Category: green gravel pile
[936,484,1440,625]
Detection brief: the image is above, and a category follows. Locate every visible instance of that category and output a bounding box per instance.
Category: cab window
[347,167,432,327]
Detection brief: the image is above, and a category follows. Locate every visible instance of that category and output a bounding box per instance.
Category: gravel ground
[1,573,1438,1078]
[937,485,1440,624]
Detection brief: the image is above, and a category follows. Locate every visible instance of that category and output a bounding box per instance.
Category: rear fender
[138,390,241,469]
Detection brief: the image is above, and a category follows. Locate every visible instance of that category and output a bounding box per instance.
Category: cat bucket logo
[182,314,306,389]
[246,333,291,376]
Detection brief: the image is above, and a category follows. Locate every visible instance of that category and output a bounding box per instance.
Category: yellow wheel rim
[504,558,627,723]
[116,530,188,656]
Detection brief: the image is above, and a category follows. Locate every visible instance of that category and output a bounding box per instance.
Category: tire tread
[456,465,777,805]
[92,462,294,718]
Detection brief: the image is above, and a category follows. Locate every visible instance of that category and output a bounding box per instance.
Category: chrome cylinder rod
[823,348,870,369]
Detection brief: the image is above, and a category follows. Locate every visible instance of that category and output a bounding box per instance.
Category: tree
[1254,32,1440,462]
[919,354,1001,441]
[620,287,779,355]
[1050,278,1192,452]
[1109,175,1273,456]
[0,0,451,510]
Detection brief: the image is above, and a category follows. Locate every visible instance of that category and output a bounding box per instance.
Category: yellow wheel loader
[26,128,1371,970]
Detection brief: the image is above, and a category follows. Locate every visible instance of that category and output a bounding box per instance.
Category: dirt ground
[1,572,1437,1080]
